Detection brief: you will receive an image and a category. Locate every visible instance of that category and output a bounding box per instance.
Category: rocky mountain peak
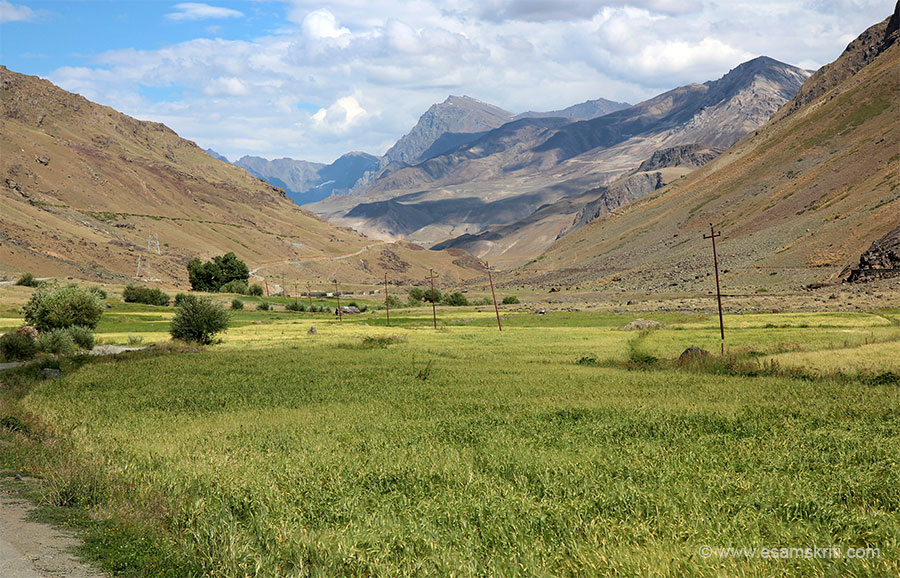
[383,95,513,165]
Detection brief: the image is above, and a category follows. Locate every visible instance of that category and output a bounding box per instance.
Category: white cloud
[312,95,367,132]
[43,0,897,162]
[166,3,244,21]
[0,0,34,22]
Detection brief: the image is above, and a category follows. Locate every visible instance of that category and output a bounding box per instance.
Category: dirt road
[0,486,106,577]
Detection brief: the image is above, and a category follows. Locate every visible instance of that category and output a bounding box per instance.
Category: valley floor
[1,288,899,577]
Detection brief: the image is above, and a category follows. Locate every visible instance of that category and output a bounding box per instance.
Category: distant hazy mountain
[382,95,513,166]
[234,152,380,205]
[313,56,811,265]
[514,97,630,121]
[205,148,229,162]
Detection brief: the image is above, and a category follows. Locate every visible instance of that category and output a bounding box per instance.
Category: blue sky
[1,1,895,163]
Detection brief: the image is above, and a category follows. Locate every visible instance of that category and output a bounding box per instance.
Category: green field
[2,297,899,577]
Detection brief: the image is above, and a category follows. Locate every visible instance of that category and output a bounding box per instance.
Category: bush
[24,285,104,331]
[0,330,39,361]
[15,272,40,287]
[122,285,170,306]
[474,297,493,306]
[38,328,77,356]
[230,299,244,310]
[285,301,305,312]
[174,293,191,307]
[256,302,271,311]
[67,326,95,350]
[386,295,404,309]
[248,284,264,296]
[169,296,230,345]
[219,279,249,294]
[502,295,520,305]
[442,292,468,306]
[408,288,424,302]
[423,288,441,303]
[88,287,107,300]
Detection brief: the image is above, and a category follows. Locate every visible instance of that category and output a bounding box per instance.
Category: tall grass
[1,310,898,576]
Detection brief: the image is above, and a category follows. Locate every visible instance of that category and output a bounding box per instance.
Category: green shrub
[248,284,264,296]
[231,299,244,310]
[122,285,170,306]
[423,288,441,303]
[386,295,404,309]
[15,272,40,287]
[174,293,192,307]
[442,292,468,306]
[0,330,39,361]
[474,297,493,306]
[408,287,425,302]
[256,302,271,311]
[67,326,95,350]
[285,301,305,312]
[169,296,230,345]
[38,328,77,356]
[219,279,249,294]
[88,287,107,300]
[23,285,104,331]
[502,295,520,305]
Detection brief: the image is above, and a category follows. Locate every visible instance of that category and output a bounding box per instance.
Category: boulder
[678,347,709,363]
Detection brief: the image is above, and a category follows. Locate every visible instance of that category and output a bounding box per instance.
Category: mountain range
[309,56,811,266]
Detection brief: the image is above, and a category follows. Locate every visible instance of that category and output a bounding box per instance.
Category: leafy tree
[24,285,104,331]
[248,284,264,296]
[219,279,249,294]
[170,295,230,344]
[186,252,250,292]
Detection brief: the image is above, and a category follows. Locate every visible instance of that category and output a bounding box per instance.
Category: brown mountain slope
[0,67,484,286]
[521,27,899,293]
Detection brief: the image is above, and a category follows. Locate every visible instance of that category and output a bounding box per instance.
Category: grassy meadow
[1,291,899,577]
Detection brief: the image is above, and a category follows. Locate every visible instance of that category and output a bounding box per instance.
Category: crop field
[1,294,900,577]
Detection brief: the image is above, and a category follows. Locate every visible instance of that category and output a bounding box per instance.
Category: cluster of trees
[187,252,250,292]
[406,288,519,307]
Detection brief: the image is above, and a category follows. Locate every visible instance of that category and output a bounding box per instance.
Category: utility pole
[306,281,313,314]
[703,223,725,355]
[333,279,342,322]
[384,272,390,327]
[425,269,439,329]
[487,262,502,332]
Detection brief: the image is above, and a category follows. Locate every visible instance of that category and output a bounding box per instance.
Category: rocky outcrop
[847,224,900,281]
[636,144,724,172]
[563,144,724,235]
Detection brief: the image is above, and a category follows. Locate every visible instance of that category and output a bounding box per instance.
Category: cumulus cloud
[0,0,34,22]
[312,95,367,132]
[166,3,244,21]
[43,0,897,162]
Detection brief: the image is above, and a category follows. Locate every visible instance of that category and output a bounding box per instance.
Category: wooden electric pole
[703,223,725,355]
[425,269,439,329]
[333,279,342,322]
[384,272,391,327]
[306,281,313,314]
[487,262,502,332]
